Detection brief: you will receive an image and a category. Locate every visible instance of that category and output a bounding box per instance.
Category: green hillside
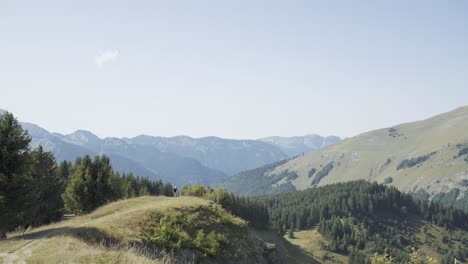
[256,180,468,263]
[0,196,313,264]
[224,106,468,199]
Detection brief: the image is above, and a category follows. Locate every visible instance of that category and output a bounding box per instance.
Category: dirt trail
[0,229,63,264]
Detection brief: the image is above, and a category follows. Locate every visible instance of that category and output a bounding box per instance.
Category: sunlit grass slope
[269,106,468,194]
[0,196,311,264]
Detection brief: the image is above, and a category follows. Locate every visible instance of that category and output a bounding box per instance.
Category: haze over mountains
[221,106,468,198]
[2,109,339,186]
[259,135,341,157]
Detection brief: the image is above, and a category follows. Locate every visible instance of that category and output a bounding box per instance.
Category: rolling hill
[223,106,468,199]
[0,196,314,264]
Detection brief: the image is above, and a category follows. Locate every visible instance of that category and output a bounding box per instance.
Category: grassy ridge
[0,196,313,264]
[223,106,468,197]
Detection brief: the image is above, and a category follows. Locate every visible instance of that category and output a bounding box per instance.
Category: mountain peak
[62,130,102,149]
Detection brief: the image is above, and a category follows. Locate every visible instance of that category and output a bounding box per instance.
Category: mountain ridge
[1,109,337,186]
[222,106,468,198]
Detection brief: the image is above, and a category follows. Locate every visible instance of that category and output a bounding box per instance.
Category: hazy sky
[1,1,467,139]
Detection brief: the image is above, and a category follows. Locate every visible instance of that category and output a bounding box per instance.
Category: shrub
[180,184,208,197]
[397,152,436,170]
[206,189,233,209]
[308,168,317,178]
[142,206,234,257]
[312,162,334,185]
[193,230,226,256]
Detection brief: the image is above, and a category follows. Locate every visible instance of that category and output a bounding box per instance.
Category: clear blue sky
[1,1,467,139]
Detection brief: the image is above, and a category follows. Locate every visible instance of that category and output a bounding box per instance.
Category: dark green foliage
[460,179,468,187]
[433,188,460,207]
[454,144,468,159]
[27,146,65,226]
[288,224,295,238]
[62,155,115,214]
[0,110,172,237]
[383,177,393,184]
[57,160,72,185]
[141,206,231,256]
[256,180,468,262]
[308,168,317,178]
[285,171,299,181]
[312,162,334,185]
[348,248,370,264]
[63,155,171,214]
[181,185,269,229]
[118,172,165,198]
[0,112,31,238]
[411,189,431,202]
[397,152,436,170]
[425,188,468,212]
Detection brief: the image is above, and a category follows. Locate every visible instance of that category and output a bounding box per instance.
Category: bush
[180,184,208,197]
[397,152,436,170]
[193,230,226,256]
[143,206,233,257]
[206,189,233,209]
[308,168,317,178]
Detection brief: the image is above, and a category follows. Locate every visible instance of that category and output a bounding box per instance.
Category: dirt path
[0,229,63,264]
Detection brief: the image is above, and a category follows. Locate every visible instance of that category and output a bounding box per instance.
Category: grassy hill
[0,196,314,264]
[223,106,468,198]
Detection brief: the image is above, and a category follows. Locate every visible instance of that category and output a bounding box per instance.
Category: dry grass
[25,236,176,264]
[269,106,468,193]
[0,196,210,264]
[284,228,347,264]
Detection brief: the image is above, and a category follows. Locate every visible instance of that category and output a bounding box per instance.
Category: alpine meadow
[1,2,468,264]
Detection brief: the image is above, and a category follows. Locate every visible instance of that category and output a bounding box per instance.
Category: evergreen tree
[27,146,64,226]
[62,156,95,214]
[288,223,295,238]
[57,160,71,185]
[0,112,31,239]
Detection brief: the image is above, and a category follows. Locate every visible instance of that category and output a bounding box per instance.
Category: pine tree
[288,223,295,239]
[62,155,94,214]
[27,146,64,226]
[0,112,31,239]
[57,160,71,185]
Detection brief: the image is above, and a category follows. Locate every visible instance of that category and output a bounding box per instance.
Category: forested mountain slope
[224,106,468,198]
[256,180,468,263]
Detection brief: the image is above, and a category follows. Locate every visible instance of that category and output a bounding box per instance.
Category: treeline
[180,184,269,229]
[0,111,172,238]
[62,155,173,214]
[397,152,435,170]
[255,181,468,263]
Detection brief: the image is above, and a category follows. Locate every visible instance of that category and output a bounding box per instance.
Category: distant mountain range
[259,135,341,157]
[221,106,468,199]
[0,109,339,186]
